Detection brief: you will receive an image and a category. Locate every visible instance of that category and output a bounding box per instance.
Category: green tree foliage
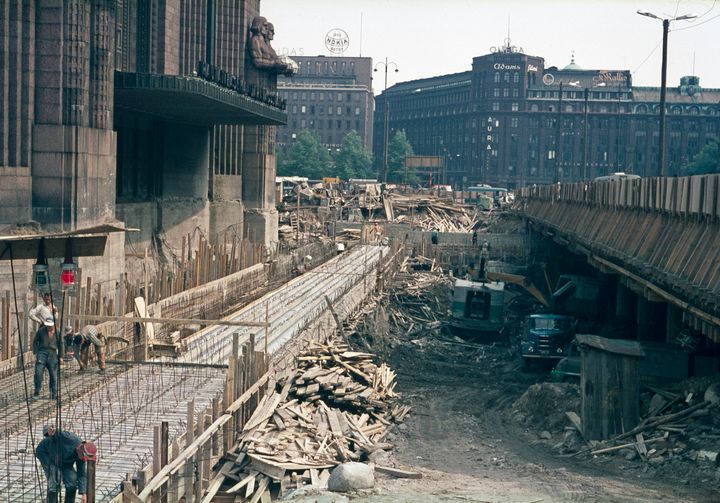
[278,129,332,179]
[334,131,374,180]
[682,139,720,176]
[386,130,416,183]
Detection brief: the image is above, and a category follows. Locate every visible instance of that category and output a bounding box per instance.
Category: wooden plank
[226,472,256,494]
[374,465,422,479]
[248,475,270,503]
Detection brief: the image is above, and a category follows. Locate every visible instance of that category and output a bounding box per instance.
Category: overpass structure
[517,174,720,344]
[0,245,386,502]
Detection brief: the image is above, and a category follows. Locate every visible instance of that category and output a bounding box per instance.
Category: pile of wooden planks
[386,194,479,232]
[212,340,410,500]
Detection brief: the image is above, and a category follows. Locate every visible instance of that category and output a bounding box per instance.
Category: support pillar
[615,282,634,322]
[665,304,683,344]
[241,126,278,250]
[636,296,665,343]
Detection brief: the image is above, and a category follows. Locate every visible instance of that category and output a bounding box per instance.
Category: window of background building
[346,107,351,115]
[309,119,315,128]
[337,106,342,115]
[301,105,306,114]
[346,120,351,129]
[301,92,307,100]
[503,72,510,82]
[301,119,306,128]
[347,93,351,101]
[292,92,298,100]
[337,93,343,101]
[337,120,341,128]
[511,103,519,112]
[319,92,325,101]
[310,92,315,100]
[310,105,315,114]
[355,107,360,115]
[503,88,509,97]
[319,106,325,115]
[494,88,500,97]
[530,104,539,112]
[329,107,333,115]
[494,72,500,83]
[511,117,519,128]
[565,104,573,112]
[291,105,297,114]
[492,102,500,111]
[513,88,519,97]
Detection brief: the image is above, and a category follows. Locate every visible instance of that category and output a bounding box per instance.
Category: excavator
[450,260,599,356]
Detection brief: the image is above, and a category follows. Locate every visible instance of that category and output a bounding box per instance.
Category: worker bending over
[36,424,96,503]
[67,325,106,372]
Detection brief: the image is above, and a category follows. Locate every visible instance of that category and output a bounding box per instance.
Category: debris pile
[535,376,720,486]
[386,194,480,232]
[512,382,580,432]
[215,341,411,500]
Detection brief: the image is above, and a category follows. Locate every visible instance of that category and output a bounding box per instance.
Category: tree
[334,131,374,180]
[681,139,720,176]
[386,130,415,183]
[279,129,332,179]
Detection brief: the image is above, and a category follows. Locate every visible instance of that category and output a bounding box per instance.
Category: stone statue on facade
[249,17,297,75]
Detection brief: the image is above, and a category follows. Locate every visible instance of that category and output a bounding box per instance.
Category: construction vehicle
[521,314,576,367]
[449,278,505,336]
[483,270,599,361]
[449,243,505,337]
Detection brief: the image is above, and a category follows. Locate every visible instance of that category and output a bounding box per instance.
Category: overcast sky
[262,0,720,94]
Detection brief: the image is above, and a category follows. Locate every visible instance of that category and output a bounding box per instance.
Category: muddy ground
[342,273,720,503]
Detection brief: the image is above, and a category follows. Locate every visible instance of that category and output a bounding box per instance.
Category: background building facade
[376,42,720,188]
[277,56,374,154]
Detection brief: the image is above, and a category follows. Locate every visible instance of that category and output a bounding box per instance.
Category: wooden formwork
[517,174,720,341]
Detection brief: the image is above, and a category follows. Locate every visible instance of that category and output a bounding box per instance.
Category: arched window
[494,72,500,83]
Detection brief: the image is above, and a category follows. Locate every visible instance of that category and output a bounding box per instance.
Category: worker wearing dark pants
[33,317,59,399]
[36,424,92,503]
[70,325,106,372]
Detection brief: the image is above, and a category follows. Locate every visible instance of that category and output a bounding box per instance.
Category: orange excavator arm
[486,271,551,308]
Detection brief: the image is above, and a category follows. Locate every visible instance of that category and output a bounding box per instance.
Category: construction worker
[70,325,106,372]
[32,316,59,399]
[36,424,95,503]
[29,292,58,327]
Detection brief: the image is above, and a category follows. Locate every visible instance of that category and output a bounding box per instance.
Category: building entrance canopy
[115,72,287,126]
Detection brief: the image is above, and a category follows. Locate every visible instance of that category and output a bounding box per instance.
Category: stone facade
[0,1,286,292]
[376,43,720,188]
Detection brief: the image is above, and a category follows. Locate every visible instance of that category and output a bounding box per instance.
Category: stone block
[31,151,67,176]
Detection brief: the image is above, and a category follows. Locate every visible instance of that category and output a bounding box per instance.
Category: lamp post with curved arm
[637,10,696,176]
[374,58,399,183]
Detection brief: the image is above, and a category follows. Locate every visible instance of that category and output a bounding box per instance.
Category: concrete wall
[31,125,116,226]
[0,167,32,223]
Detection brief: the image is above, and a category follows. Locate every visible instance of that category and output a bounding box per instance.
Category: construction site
[0,174,718,503]
[1,2,720,502]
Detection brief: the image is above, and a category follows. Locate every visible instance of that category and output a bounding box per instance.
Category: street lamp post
[374,57,399,183]
[637,10,696,177]
[554,81,563,183]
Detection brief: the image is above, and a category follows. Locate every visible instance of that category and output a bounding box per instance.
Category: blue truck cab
[521,314,576,366]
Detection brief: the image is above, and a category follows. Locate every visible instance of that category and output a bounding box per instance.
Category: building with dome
[374,42,720,188]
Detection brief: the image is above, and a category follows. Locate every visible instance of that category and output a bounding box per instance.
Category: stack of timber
[212,340,410,500]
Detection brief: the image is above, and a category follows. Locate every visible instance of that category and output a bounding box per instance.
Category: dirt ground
[340,273,720,503]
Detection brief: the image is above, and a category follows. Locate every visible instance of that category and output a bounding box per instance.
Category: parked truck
[520,314,576,367]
